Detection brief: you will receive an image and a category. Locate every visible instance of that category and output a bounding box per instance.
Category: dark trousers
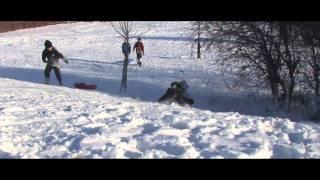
[124,53,129,60]
[136,52,142,60]
[44,65,62,82]
[136,53,142,66]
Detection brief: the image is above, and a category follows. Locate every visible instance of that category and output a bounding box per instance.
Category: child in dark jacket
[122,38,131,62]
[42,40,68,85]
[158,81,194,106]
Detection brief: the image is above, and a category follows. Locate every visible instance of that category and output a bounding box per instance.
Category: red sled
[74,83,97,90]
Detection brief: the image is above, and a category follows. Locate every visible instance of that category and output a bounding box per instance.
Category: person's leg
[183,96,194,105]
[137,53,142,66]
[44,65,52,84]
[136,53,139,63]
[176,95,184,105]
[177,95,194,105]
[124,54,129,62]
[53,67,62,85]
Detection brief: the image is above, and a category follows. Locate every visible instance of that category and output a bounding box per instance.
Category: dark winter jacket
[158,83,194,105]
[122,42,131,56]
[42,47,65,67]
[133,41,144,54]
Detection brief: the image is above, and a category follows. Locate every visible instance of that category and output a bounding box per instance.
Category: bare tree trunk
[312,47,320,97]
[286,73,295,110]
[197,22,201,59]
[270,82,280,107]
[279,22,299,110]
[110,21,133,92]
[120,56,129,92]
[312,47,320,118]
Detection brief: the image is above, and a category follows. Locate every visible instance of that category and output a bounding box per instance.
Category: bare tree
[195,21,320,119]
[110,21,151,92]
[299,22,320,119]
[110,21,133,92]
[110,21,133,39]
[275,22,306,110]
[198,21,286,107]
[196,21,201,59]
[190,21,204,59]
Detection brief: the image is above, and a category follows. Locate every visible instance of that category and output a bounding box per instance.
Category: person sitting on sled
[42,40,68,85]
[133,37,144,67]
[158,80,194,106]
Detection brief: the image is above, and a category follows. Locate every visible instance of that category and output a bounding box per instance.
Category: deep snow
[0,21,319,158]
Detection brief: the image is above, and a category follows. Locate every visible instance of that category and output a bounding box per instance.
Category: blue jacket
[122,42,131,55]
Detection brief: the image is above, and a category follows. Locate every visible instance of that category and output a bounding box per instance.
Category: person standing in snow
[42,40,68,85]
[122,37,131,62]
[133,37,144,67]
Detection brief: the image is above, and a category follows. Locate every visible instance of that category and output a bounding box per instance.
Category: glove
[64,59,69,64]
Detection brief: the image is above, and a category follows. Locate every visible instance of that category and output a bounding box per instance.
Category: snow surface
[0,21,319,158]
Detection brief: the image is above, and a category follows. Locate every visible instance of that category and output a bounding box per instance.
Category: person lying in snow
[158,80,194,106]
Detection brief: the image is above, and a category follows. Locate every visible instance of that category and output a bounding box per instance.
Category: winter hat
[180,80,189,90]
[44,40,52,48]
[171,81,180,89]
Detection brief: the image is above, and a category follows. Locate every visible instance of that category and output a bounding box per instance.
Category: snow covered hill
[0,22,319,158]
[1,78,319,158]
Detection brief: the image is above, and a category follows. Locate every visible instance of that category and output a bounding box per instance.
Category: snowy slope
[0,21,303,120]
[0,22,320,158]
[1,78,319,158]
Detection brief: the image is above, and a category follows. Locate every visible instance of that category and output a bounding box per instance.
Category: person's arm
[42,50,47,63]
[141,43,144,54]
[54,48,65,59]
[54,48,69,63]
[158,88,173,102]
[133,42,139,52]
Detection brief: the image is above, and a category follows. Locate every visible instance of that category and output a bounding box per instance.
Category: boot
[44,78,49,84]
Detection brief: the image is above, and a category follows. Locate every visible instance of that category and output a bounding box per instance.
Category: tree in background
[190,21,204,59]
[299,22,320,119]
[110,21,151,92]
[195,21,320,120]
[110,21,133,92]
